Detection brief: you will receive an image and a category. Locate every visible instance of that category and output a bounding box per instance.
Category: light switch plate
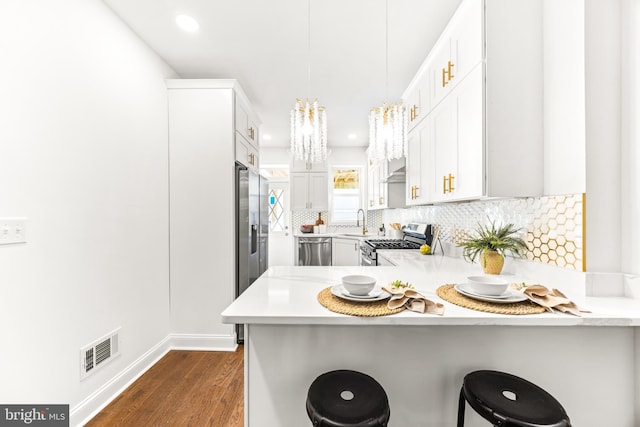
[0,218,27,244]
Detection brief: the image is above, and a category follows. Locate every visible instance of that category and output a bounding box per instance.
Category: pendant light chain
[385,0,389,101]
[367,0,408,162]
[290,0,327,165]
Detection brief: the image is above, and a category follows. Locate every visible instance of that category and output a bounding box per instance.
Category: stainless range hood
[383,165,406,183]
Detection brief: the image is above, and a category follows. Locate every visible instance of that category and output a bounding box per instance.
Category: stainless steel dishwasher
[298,237,332,266]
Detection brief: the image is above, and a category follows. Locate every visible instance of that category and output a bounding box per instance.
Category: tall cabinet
[166,79,260,346]
[403,0,545,204]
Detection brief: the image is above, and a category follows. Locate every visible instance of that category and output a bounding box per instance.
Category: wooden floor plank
[86,348,243,427]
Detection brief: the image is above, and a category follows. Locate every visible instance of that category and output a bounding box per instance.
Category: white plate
[454,284,528,304]
[462,284,512,299]
[331,285,390,302]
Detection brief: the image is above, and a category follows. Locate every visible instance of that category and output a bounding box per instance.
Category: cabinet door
[406,118,432,205]
[405,86,422,131]
[377,161,388,208]
[449,0,483,86]
[332,238,360,266]
[248,117,259,145]
[308,172,328,210]
[235,132,258,171]
[235,99,249,140]
[429,37,453,110]
[291,157,328,172]
[290,173,310,210]
[367,160,375,209]
[453,64,484,200]
[406,126,422,206]
[431,94,457,203]
[431,64,483,202]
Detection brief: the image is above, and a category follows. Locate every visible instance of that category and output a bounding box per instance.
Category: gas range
[360,223,432,266]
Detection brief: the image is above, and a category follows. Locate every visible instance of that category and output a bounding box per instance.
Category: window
[268,188,286,232]
[330,167,362,224]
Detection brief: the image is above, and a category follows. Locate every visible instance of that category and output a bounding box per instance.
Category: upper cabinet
[291,157,328,172]
[290,171,328,211]
[403,0,546,204]
[235,96,259,147]
[368,158,405,210]
[235,92,260,171]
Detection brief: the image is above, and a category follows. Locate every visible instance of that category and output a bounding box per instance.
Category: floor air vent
[81,328,120,379]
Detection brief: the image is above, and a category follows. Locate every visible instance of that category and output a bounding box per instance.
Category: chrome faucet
[356,209,368,235]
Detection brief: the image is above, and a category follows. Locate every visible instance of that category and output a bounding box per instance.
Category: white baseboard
[70,333,237,426]
[168,333,238,351]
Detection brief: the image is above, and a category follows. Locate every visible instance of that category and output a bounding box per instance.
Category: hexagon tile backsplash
[382,194,585,271]
[292,194,585,271]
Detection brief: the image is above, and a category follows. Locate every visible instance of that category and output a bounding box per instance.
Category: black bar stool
[457,370,571,427]
[306,370,390,427]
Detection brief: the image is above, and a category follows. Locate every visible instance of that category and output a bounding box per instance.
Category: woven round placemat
[317,287,404,317]
[436,284,546,315]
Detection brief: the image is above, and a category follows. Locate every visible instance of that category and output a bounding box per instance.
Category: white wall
[0,0,175,420]
[543,0,586,195]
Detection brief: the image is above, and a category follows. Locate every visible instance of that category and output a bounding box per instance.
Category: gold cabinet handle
[410,185,415,200]
[379,196,384,205]
[449,173,455,192]
[410,105,419,121]
[443,175,449,193]
[369,200,374,207]
[442,61,455,88]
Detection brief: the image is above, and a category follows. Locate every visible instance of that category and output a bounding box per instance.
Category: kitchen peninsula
[222,256,639,426]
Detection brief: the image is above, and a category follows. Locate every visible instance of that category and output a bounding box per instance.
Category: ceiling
[103,0,463,148]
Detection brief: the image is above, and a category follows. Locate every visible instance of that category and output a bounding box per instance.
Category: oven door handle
[360,253,375,266]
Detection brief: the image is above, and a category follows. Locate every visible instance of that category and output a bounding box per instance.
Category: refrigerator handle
[251,224,258,254]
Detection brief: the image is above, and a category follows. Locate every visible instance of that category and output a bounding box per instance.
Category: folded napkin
[382,286,445,315]
[518,284,590,317]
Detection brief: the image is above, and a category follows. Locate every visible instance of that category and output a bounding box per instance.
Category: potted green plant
[458,221,528,274]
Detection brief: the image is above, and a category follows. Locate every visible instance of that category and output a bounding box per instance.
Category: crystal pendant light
[368,0,408,162]
[290,0,327,164]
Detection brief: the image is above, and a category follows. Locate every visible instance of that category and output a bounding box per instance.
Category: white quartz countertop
[222,257,640,327]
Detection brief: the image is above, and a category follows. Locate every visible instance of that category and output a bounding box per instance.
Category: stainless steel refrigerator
[235,162,268,344]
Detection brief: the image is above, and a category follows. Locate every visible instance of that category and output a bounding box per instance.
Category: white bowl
[467,275,509,296]
[341,275,376,296]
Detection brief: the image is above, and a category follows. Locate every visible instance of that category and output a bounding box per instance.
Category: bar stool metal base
[457,370,571,427]
[306,370,390,427]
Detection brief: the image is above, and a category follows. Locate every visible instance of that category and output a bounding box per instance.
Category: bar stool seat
[458,370,571,427]
[306,370,390,427]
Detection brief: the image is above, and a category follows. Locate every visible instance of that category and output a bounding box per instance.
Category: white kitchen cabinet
[235,132,258,171]
[368,158,405,210]
[291,157,328,172]
[427,0,482,112]
[430,64,483,203]
[406,117,432,206]
[403,0,544,203]
[235,96,259,148]
[290,171,328,211]
[331,237,360,266]
[166,79,258,341]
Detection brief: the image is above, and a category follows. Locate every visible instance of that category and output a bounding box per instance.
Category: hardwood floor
[86,348,244,427]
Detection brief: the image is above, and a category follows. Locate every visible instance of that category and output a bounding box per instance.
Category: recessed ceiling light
[176,14,199,32]
[347,133,357,140]
[263,134,272,140]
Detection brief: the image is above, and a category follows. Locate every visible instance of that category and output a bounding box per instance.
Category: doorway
[267,180,294,266]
